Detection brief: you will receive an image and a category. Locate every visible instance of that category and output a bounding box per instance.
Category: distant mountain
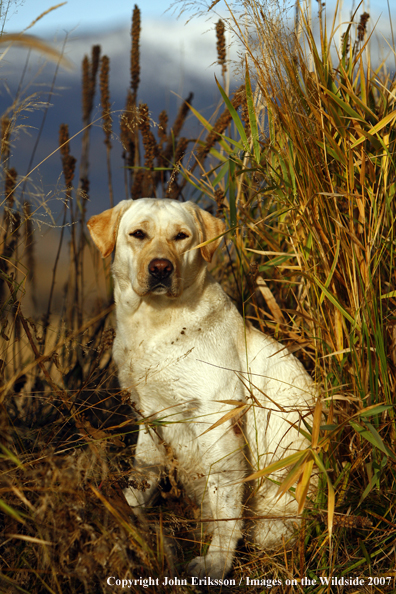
[0,20,231,219]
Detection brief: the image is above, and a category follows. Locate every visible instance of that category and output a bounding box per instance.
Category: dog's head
[87,199,225,298]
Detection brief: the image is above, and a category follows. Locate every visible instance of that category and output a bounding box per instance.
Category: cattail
[138,103,159,197]
[100,54,114,206]
[139,103,158,170]
[165,166,180,199]
[120,91,137,199]
[131,4,141,98]
[131,168,144,200]
[158,110,168,146]
[216,19,227,78]
[214,187,226,216]
[120,92,132,150]
[166,139,188,199]
[120,91,138,157]
[59,124,76,195]
[120,111,129,152]
[239,87,249,131]
[165,175,180,200]
[174,136,188,165]
[357,12,370,42]
[100,55,112,148]
[91,45,101,88]
[82,55,91,122]
[82,45,101,123]
[331,515,372,529]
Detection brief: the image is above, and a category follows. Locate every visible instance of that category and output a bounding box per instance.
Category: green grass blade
[349,420,396,460]
[351,109,396,148]
[243,451,308,482]
[215,75,249,152]
[311,451,335,537]
[0,498,26,524]
[229,158,237,227]
[245,64,261,164]
[311,276,355,324]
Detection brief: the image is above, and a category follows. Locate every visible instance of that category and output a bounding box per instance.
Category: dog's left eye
[130,230,146,239]
[174,232,189,241]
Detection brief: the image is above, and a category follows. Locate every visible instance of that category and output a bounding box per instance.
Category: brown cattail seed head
[120,91,133,149]
[166,138,188,200]
[174,137,188,164]
[100,55,112,148]
[214,187,226,215]
[120,90,137,170]
[91,45,101,86]
[131,168,144,199]
[82,45,101,123]
[357,12,370,42]
[59,124,76,191]
[158,110,168,143]
[216,19,227,77]
[138,103,158,170]
[131,4,141,96]
[82,55,91,122]
[239,88,249,128]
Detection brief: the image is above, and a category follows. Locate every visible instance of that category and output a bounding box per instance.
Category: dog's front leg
[124,424,164,510]
[187,441,244,579]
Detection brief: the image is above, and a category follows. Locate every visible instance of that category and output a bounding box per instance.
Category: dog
[87,198,316,579]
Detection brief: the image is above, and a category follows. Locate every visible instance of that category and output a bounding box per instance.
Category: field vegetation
[1,0,396,592]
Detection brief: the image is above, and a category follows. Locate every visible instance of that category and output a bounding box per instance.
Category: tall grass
[179,0,396,586]
[1,0,396,591]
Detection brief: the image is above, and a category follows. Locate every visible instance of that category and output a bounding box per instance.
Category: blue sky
[7,0,395,36]
[7,0,180,33]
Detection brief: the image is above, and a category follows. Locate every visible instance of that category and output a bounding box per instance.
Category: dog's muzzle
[148,258,174,289]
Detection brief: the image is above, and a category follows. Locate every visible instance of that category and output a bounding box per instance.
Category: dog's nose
[148,258,174,280]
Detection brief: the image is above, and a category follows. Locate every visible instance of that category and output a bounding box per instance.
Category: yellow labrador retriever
[87,198,315,579]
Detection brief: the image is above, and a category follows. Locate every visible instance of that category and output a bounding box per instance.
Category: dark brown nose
[148,258,174,280]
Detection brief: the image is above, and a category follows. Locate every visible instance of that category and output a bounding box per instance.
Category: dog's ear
[87,200,131,258]
[185,203,226,263]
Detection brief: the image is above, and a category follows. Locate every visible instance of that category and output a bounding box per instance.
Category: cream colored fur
[87,198,315,579]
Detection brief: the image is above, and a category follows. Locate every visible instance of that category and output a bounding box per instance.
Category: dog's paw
[187,553,231,580]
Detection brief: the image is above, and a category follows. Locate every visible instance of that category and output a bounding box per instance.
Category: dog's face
[87,199,225,298]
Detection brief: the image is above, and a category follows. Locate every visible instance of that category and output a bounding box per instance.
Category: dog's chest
[113,310,244,416]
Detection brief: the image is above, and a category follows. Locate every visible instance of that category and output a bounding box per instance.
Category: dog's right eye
[174,232,189,241]
[130,230,146,239]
